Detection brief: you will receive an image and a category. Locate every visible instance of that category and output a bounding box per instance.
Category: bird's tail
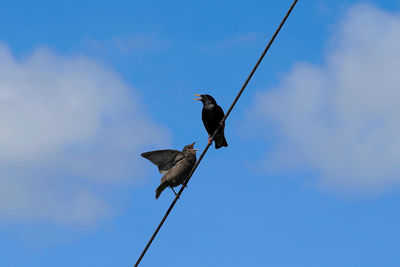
[215,134,228,149]
[155,182,169,199]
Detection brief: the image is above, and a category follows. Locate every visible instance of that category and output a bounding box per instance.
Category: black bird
[194,94,228,149]
[141,142,198,199]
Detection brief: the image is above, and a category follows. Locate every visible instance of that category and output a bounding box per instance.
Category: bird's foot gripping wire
[208,136,213,146]
[170,187,180,198]
[219,120,225,127]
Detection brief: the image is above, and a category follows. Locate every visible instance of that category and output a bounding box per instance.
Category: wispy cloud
[113,34,166,54]
[83,33,168,56]
[198,32,259,53]
[245,3,400,194]
[0,43,169,224]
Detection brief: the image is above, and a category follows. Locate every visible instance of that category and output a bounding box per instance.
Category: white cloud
[0,43,169,224]
[247,3,400,194]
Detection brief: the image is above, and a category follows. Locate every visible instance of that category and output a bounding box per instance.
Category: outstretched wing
[141,149,183,174]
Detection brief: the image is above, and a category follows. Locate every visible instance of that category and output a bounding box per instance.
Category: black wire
[134,1,298,265]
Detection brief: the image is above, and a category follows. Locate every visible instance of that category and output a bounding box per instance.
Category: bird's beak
[194,94,202,101]
[193,149,199,151]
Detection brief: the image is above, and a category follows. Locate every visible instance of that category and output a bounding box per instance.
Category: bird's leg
[170,186,179,196]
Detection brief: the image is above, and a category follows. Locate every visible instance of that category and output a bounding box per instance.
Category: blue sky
[1,0,400,266]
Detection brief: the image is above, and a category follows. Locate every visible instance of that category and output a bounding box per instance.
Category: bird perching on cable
[194,94,228,149]
[141,142,198,199]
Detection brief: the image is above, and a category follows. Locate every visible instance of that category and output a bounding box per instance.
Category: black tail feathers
[155,182,168,199]
[215,135,228,149]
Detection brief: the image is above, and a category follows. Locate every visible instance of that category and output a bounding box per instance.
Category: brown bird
[141,142,198,199]
[194,94,228,149]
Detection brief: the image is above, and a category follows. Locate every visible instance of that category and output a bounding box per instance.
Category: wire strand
[134,1,298,265]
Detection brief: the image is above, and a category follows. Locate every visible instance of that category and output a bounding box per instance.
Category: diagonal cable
[134,1,298,265]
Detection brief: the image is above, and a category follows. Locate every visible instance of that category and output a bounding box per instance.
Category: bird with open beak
[141,142,198,199]
[194,94,228,149]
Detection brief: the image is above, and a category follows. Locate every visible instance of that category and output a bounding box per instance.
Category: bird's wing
[202,109,214,136]
[215,104,225,120]
[202,105,225,136]
[141,149,183,174]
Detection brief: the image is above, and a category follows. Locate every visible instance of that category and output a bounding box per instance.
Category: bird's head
[182,141,198,155]
[194,94,217,105]
[186,142,198,163]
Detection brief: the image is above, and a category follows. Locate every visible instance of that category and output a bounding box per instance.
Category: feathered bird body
[141,143,197,199]
[156,149,196,198]
[195,94,228,149]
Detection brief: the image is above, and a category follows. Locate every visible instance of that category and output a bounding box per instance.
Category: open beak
[187,141,196,149]
[194,94,202,101]
[189,141,198,151]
